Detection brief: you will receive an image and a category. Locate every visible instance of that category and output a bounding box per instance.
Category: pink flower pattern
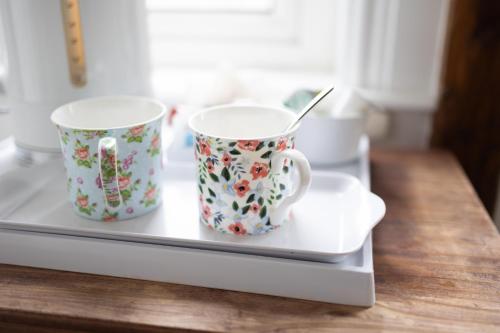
[195,133,294,235]
[58,122,161,221]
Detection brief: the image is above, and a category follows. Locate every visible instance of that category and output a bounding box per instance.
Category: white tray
[0,164,384,264]
[0,136,379,306]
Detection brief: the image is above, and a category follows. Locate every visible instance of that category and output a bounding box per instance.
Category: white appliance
[0,0,151,152]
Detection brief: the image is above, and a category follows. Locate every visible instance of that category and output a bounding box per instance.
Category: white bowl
[295,114,365,166]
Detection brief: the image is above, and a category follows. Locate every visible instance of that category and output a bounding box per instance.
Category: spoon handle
[285,84,335,132]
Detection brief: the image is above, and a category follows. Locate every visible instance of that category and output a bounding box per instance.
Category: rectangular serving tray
[0,136,376,306]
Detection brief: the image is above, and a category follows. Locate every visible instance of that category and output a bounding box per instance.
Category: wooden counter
[1,149,499,332]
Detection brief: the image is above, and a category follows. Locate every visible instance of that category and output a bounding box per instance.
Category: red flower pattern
[199,139,211,156]
[233,180,251,198]
[222,152,232,166]
[76,147,89,160]
[202,204,211,220]
[207,160,215,173]
[76,196,88,208]
[251,203,260,214]
[250,162,269,180]
[107,153,115,166]
[145,187,156,200]
[118,175,130,191]
[277,137,287,151]
[195,134,296,234]
[228,222,247,235]
[129,125,145,136]
[237,140,260,151]
[151,134,160,148]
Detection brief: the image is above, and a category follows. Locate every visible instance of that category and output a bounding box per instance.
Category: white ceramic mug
[51,96,166,221]
[189,105,312,235]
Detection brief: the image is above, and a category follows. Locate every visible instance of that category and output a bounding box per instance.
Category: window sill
[152,67,439,112]
[152,67,334,107]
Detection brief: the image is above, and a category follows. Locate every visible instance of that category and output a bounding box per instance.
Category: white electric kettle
[0,0,151,152]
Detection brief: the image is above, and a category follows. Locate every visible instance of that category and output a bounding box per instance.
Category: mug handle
[270,149,312,223]
[98,137,122,212]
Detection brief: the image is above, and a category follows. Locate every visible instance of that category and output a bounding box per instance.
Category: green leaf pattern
[140,180,159,208]
[57,120,161,221]
[147,130,161,157]
[121,125,150,144]
[75,188,97,215]
[195,134,295,235]
[72,139,97,168]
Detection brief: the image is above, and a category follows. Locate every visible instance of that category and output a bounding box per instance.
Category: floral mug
[51,96,166,221]
[189,105,312,235]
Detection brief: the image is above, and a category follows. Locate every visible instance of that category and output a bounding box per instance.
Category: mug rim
[188,104,300,141]
[50,95,166,131]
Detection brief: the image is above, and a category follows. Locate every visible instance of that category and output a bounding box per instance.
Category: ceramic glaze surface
[189,105,297,139]
[194,133,296,235]
[189,105,312,236]
[52,97,165,221]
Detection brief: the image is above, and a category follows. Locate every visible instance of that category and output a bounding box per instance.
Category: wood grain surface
[1,149,499,333]
[431,0,500,213]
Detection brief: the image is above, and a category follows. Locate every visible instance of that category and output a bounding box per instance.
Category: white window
[146,0,336,71]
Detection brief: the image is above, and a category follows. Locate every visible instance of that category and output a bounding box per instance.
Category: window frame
[146,0,337,71]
